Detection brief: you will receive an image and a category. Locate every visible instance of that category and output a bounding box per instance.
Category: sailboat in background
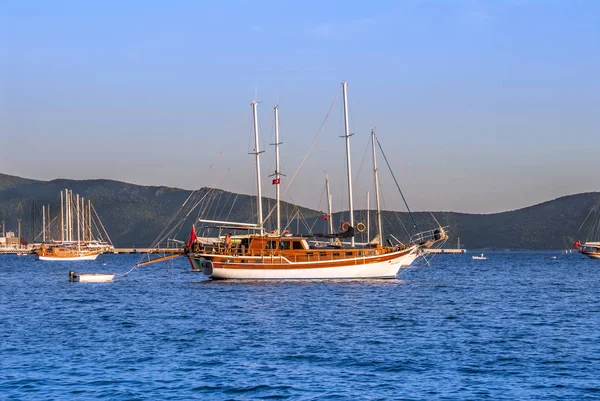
[574,206,600,259]
[35,189,113,261]
[186,82,447,279]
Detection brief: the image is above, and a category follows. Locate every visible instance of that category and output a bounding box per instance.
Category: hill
[0,173,597,249]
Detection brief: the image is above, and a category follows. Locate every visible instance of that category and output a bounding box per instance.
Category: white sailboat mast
[342,81,355,247]
[325,175,334,235]
[88,200,92,241]
[251,101,264,234]
[371,128,383,243]
[76,194,81,248]
[81,197,85,242]
[66,189,71,242]
[366,191,370,242]
[274,105,282,234]
[47,205,50,241]
[60,191,64,242]
[42,206,45,242]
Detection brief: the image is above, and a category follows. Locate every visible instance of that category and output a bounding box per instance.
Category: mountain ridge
[0,173,597,249]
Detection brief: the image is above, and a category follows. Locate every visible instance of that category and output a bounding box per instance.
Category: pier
[423,248,466,254]
[108,248,184,254]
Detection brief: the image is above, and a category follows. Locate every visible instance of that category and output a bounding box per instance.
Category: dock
[0,249,32,255]
[107,248,184,254]
[423,248,466,254]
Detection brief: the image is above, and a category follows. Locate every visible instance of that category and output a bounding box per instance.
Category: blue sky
[1,0,599,213]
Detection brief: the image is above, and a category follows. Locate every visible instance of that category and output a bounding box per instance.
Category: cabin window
[266,241,277,250]
[346,252,353,256]
[333,252,340,256]
[306,252,314,256]
[319,252,327,257]
[292,241,304,250]
[279,241,290,250]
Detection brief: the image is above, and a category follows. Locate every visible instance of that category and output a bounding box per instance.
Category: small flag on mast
[272,178,281,185]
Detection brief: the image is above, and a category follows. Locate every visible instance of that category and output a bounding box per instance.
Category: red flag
[187,225,197,248]
[272,178,281,185]
[322,214,328,221]
[573,240,581,248]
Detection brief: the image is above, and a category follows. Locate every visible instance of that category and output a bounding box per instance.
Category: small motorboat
[472,253,487,260]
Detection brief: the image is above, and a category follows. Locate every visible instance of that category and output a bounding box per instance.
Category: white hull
[74,273,115,282]
[192,247,418,280]
[37,254,99,261]
[399,252,419,267]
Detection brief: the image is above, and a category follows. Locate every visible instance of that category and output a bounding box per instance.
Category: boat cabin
[248,237,309,251]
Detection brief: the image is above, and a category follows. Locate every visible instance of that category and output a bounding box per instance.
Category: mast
[47,205,51,241]
[251,101,264,234]
[341,81,355,247]
[65,189,70,242]
[367,191,370,242]
[88,199,92,241]
[81,197,85,242]
[42,205,46,242]
[76,194,80,248]
[273,105,282,234]
[325,175,334,236]
[371,128,383,244]
[60,191,64,242]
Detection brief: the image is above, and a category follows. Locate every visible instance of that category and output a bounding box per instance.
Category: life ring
[356,222,366,233]
[282,230,291,236]
[341,221,350,232]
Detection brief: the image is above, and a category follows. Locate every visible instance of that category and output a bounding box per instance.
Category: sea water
[1,252,598,400]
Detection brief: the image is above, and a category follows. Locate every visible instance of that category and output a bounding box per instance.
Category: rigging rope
[375,137,420,232]
[283,88,340,198]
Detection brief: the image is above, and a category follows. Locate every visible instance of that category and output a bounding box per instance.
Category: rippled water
[1,251,599,400]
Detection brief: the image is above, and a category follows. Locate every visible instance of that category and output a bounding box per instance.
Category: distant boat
[574,206,600,260]
[34,189,112,261]
[472,253,487,260]
[578,242,600,259]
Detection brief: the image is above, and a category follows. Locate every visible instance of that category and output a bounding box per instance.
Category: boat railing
[409,226,449,247]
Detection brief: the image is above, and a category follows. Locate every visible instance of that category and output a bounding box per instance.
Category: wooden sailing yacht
[186,82,446,279]
[35,189,109,261]
[574,206,600,259]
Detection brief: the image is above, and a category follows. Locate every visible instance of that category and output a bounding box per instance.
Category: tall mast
[325,175,334,236]
[76,194,80,247]
[47,205,51,241]
[60,191,64,242]
[272,105,282,234]
[366,191,370,242]
[342,81,355,247]
[88,199,92,241]
[42,204,46,242]
[65,190,69,242]
[371,128,383,244]
[251,101,264,234]
[76,193,80,252]
[81,197,85,242]
[69,190,73,242]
